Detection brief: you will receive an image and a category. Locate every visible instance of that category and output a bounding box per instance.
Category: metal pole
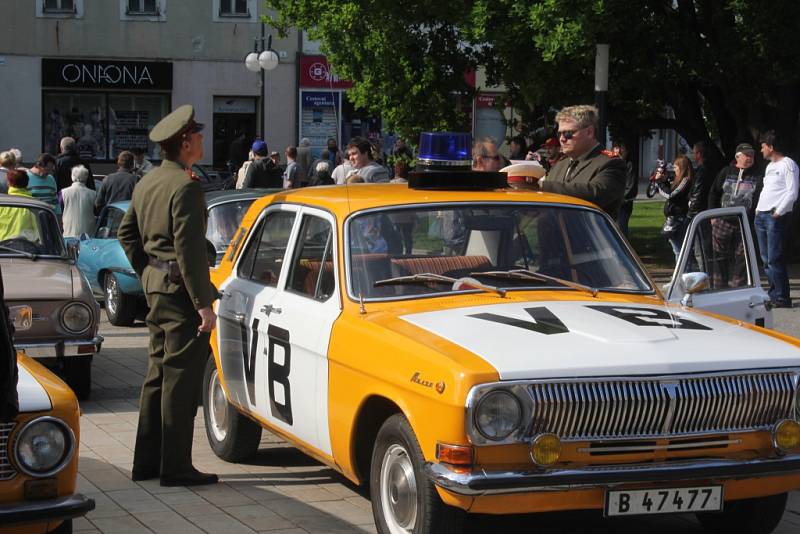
[594,44,609,147]
[260,22,265,139]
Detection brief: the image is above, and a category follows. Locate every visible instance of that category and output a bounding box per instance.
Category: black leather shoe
[131,467,159,481]
[160,468,218,487]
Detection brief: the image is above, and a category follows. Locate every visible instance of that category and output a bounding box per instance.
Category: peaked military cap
[149,104,205,143]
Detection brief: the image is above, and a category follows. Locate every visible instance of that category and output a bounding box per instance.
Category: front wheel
[370,414,465,534]
[104,273,136,326]
[202,355,261,462]
[696,492,787,534]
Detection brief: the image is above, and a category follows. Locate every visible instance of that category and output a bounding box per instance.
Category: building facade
[0,0,299,170]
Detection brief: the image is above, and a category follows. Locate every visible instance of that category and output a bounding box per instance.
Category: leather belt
[148,256,183,284]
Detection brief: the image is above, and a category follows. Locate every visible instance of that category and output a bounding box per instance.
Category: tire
[63,356,91,401]
[104,273,136,326]
[646,181,658,198]
[696,492,787,534]
[370,414,465,534]
[202,355,261,462]
[48,519,72,533]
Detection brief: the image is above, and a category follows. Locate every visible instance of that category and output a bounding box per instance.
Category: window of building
[44,0,75,12]
[220,0,248,16]
[127,0,158,15]
[212,0,256,22]
[38,0,83,17]
[42,92,170,162]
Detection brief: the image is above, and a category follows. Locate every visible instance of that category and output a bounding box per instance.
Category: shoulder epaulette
[600,149,618,158]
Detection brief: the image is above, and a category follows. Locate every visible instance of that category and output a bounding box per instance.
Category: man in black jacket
[55,136,94,191]
[241,140,282,189]
[95,151,138,214]
[687,141,714,218]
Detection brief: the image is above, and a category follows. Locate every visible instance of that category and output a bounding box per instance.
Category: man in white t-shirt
[345,137,389,183]
[755,130,799,307]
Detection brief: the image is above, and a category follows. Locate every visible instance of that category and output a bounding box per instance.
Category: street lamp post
[244,23,279,139]
[594,43,610,146]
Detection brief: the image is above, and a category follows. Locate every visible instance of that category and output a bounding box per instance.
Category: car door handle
[219,289,230,299]
[233,312,247,323]
[260,304,281,316]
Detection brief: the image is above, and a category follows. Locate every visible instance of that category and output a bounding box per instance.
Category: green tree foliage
[268,1,800,159]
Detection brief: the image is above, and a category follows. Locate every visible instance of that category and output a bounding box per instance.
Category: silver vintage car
[0,194,102,400]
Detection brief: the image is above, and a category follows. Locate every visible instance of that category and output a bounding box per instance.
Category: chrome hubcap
[380,444,417,533]
[208,367,228,442]
[105,275,118,316]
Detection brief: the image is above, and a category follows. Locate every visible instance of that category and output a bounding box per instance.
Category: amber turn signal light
[773,419,800,452]
[436,443,474,466]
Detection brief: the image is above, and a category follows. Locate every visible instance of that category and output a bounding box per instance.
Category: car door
[78,207,122,294]
[253,207,340,455]
[667,206,772,328]
[216,206,298,413]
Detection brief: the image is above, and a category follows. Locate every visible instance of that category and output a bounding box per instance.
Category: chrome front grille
[0,422,16,480]
[528,371,798,441]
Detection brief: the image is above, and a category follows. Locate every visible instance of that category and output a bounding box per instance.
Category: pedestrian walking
[296,137,313,186]
[688,141,713,218]
[61,165,96,238]
[95,151,137,214]
[284,146,299,188]
[118,104,219,487]
[755,130,799,308]
[241,140,282,189]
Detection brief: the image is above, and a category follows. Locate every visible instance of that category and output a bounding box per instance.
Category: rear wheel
[370,414,465,534]
[63,356,91,401]
[202,355,261,461]
[104,273,136,326]
[696,492,787,534]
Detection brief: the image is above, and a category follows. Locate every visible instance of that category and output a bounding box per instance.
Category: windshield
[347,204,651,299]
[0,204,66,257]
[206,199,256,262]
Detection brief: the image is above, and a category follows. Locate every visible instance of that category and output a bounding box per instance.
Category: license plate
[605,486,723,517]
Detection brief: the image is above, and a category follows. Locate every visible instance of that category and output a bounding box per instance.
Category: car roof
[108,200,130,211]
[205,188,278,207]
[246,183,596,219]
[0,193,54,211]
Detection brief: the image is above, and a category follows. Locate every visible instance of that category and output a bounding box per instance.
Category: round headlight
[474,390,522,441]
[14,417,73,476]
[61,302,92,333]
[774,419,800,452]
[531,433,562,466]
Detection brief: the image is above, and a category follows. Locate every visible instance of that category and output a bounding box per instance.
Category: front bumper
[17,336,103,358]
[425,454,800,496]
[0,493,95,526]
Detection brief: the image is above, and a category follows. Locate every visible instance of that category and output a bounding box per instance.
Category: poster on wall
[474,93,509,149]
[299,90,340,158]
[112,110,149,155]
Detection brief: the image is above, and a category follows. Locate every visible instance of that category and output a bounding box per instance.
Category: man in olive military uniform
[118,105,219,487]
[539,105,627,219]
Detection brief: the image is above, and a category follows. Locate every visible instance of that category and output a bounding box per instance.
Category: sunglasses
[558,127,586,140]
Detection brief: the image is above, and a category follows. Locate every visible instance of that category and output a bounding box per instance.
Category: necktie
[565,159,579,181]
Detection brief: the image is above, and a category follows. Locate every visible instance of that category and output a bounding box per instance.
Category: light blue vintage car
[71,190,270,326]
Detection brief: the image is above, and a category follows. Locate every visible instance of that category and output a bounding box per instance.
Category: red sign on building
[299,55,353,89]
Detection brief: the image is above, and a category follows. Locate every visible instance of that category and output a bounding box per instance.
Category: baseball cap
[735,143,755,155]
[251,140,268,154]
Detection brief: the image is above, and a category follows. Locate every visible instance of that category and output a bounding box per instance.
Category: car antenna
[358,293,367,315]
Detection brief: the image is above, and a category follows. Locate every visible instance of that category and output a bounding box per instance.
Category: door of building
[212,97,256,170]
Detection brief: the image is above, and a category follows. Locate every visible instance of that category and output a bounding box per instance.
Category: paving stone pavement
[73,301,800,533]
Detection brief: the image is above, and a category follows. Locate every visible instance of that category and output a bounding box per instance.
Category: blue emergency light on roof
[417,132,472,167]
[409,132,508,190]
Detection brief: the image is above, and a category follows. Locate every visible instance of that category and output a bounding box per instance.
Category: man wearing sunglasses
[119,104,220,487]
[539,105,627,219]
[472,138,502,172]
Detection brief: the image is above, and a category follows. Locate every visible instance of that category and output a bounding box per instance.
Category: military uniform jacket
[541,144,627,219]
[118,160,216,310]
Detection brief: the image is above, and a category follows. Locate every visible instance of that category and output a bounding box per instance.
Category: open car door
[667,206,772,328]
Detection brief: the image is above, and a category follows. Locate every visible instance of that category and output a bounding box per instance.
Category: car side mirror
[680,272,709,307]
[65,238,80,261]
[97,227,111,239]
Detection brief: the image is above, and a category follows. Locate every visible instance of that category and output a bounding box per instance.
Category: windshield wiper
[374,272,506,297]
[0,244,37,260]
[470,269,598,297]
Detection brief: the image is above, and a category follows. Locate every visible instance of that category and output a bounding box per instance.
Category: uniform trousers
[132,289,209,477]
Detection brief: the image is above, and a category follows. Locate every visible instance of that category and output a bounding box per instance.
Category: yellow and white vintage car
[0,280,94,532]
[204,164,799,533]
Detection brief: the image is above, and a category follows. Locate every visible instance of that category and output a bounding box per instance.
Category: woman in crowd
[660,154,693,260]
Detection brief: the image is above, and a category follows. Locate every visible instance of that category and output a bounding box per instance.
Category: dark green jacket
[541,144,627,219]
[118,160,216,310]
